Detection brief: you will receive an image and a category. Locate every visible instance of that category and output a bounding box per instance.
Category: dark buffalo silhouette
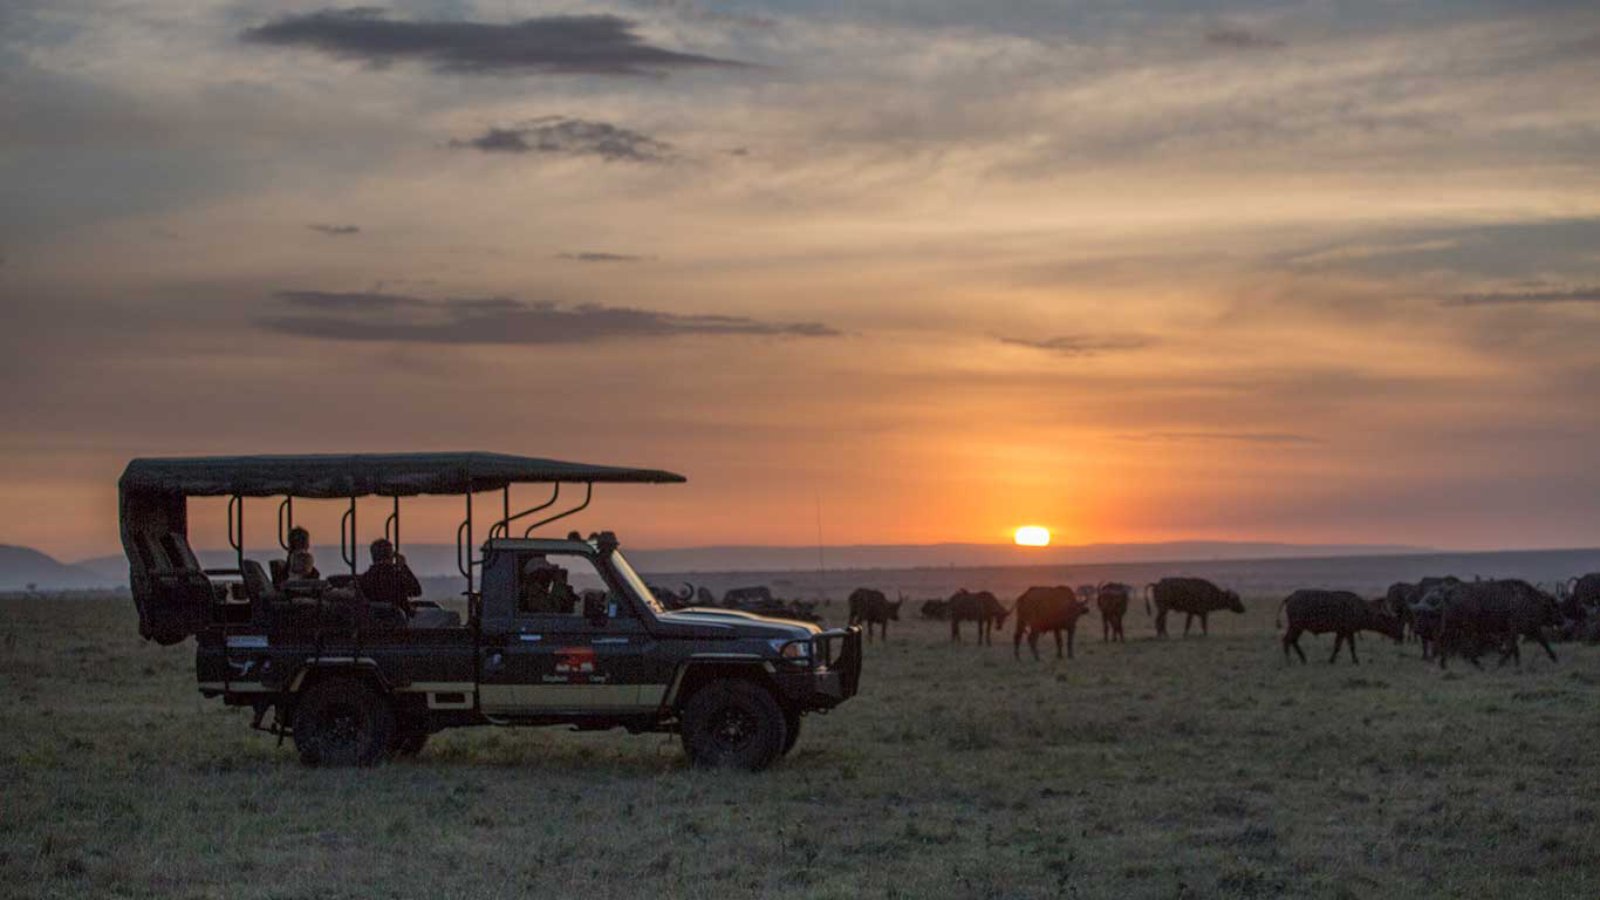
[1013,586,1090,660]
[948,588,1008,644]
[847,588,901,642]
[1145,577,1244,637]
[920,598,950,620]
[1097,582,1132,642]
[1571,573,1600,608]
[1277,589,1403,664]
[1436,580,1562,669]
[722,585,774,609]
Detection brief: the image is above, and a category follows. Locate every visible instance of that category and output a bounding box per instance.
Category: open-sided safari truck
[119,453,862,770]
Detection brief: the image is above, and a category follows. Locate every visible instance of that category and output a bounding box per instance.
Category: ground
[2,594,1598,899]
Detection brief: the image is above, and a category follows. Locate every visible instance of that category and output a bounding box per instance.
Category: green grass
[2,594,1598,898]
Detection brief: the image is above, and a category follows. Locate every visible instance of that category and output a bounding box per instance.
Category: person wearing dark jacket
[359,538,422,617]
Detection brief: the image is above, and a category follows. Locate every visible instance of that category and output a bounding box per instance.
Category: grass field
[3,592,1599,899]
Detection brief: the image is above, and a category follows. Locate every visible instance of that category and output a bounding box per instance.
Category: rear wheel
[292,677,394,767]
[680,680,787,771]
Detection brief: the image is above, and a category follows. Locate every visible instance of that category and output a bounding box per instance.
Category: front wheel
[782,708,802,756]
[680,680,787,771]
[292,677,395,767]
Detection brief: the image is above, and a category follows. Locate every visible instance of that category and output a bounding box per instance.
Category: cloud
[239,9,748,76]
[558,252,649,263]
[1204,27,1286,51]
[999,334,1153,356]
[260,290,838,344]
[1445,286,1600,306]
[308,223,360,236]
[450,117,673,163]
[1124,431,1322,445]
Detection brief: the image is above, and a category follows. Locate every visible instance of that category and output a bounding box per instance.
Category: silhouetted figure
[274,526,320,585]
[358,538,421,617]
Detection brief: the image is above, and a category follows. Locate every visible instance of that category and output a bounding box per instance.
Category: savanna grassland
[3,592,1599,899]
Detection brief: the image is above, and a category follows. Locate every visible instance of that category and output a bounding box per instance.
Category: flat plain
[3,592,1598,899]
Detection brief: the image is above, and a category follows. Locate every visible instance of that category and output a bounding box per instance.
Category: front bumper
[775,626,863,709]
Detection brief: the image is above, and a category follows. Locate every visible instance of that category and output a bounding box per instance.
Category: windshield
[608,549,664,616]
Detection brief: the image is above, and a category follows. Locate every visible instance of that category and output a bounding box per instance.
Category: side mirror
[583,593,608,625]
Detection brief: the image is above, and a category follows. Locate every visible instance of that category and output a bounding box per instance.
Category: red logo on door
[554,647,597,680]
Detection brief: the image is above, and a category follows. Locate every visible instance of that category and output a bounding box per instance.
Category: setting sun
[1014,526,1051,547]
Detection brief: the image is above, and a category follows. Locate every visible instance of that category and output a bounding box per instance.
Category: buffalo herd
[647,570,1600,669]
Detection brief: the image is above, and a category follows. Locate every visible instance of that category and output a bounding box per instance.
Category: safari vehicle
[119,453,862,770]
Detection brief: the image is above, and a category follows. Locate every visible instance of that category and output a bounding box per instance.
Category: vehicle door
[479,549,669,714]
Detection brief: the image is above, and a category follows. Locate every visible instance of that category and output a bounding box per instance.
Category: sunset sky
[4,1,1599,560]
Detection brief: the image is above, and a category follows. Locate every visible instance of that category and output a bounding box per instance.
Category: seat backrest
[240,560,281,603]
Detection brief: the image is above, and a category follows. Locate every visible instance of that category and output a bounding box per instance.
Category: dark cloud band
[1446,287,1600,306]
[451,118,672,163]
[999,334,1153,356]
[240,9,747,77]
[261,290,837,344]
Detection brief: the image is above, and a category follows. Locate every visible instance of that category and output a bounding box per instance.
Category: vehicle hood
[652,607,821,640]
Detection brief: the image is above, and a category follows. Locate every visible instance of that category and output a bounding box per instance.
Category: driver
[520,558,578,614]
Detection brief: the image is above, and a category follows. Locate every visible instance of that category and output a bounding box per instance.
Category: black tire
[680,680,787,771]
[292,677,395,767]
[781,708,802,756]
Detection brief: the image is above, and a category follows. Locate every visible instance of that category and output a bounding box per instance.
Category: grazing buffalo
[948,589,1009,644]
[1436,580,1562,669]
[722,586,774,609]
[920,598,950,620]
[1145,578,1244,637]
[1278,589,1403,664]
[1571,573,1600,608]
[1013,586,1091,660]
[1097,582,1132,642]
[847,588,901,642]
[1554,573,1597,640]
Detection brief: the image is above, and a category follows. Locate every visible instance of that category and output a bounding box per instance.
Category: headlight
[770,638,813,665]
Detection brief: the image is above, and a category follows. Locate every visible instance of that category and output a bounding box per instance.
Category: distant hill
[0,545,118,591]
[63,538,1434,587]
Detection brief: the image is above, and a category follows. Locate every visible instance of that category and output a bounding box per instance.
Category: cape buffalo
[1436,580,1562,669]
[1145,577,1244,637]
[1097,582,1132,642]
[1013,585,1091,660]
[722,586,775,609]
[1278,589,1403,664]
[848,588,901,642]
[948,588,1008,644]
[920,598,950,620]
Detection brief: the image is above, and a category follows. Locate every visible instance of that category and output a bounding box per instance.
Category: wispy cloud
[557,252,649,263]
[1123,431,1322,445]
[308,223,359,236]
[1204,27,1286,51]
[260,290,838,344]
[451,117,672,163]
[999,334,1153,356]
[1445,286,1600,306]
[239,9,748,77]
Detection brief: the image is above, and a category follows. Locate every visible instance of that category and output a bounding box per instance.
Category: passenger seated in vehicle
[358,538,422,617]
[519,559,579,615]
[281,526,320,583]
